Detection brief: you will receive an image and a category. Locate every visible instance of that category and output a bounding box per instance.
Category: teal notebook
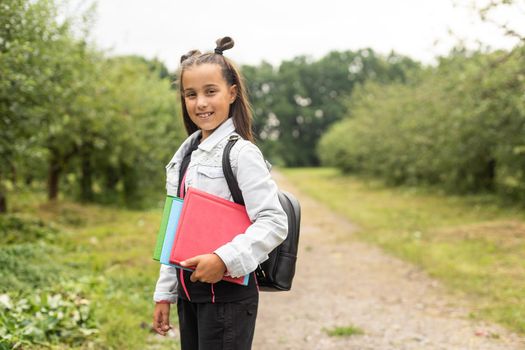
[160,197,184,265]
[153,196,183,261]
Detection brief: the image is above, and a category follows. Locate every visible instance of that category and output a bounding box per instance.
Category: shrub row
[319,47,525,200]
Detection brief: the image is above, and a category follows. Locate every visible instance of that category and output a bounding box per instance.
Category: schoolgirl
[152,36,288,349]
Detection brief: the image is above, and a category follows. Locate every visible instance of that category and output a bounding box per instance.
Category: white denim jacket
[153,118,288,303]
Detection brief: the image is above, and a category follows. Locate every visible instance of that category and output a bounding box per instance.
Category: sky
[72,0,524,71]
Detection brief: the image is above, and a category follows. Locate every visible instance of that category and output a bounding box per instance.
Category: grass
[324,325,364,337]
[281,167,525,335]
[2,189,179,350]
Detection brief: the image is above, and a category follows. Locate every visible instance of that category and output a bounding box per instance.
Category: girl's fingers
[153,305,170,336]
[180,255,202,267]
[161,311,170,330]
[190,271,199,282]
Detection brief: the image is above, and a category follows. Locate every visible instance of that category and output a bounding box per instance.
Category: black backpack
[223,135,301,291]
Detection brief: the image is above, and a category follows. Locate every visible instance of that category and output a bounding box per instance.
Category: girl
[152,37,288,349]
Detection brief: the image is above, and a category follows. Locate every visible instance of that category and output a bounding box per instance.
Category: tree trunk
[0,179,7,214]
[80,144,93,202]
[105,166,119,192]
[25,174,33,186]
[485,158,496,190]
[121,162,137,203]
[10,163,17,186]
[48,155,61,201]
[477,158,496,191]
[0,191,6,214]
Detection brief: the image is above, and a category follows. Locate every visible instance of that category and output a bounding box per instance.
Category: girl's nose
[197,96,208,109]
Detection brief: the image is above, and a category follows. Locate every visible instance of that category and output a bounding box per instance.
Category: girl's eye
[185,93,196,98]
[206,89,216,95]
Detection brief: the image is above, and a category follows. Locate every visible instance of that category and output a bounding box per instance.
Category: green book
[153,196,175,261]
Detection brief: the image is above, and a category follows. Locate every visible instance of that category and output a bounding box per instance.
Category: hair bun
[180,49,201,63]
[214,37,234,55]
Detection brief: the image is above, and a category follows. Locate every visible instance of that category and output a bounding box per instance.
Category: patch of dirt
[252,170,525,350]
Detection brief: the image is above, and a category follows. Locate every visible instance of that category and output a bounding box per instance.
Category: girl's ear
[229,84,238,104]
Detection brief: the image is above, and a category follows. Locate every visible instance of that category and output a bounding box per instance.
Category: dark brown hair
[176,37,254,142]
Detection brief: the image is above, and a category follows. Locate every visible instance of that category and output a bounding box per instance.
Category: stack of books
[153,187,251,285]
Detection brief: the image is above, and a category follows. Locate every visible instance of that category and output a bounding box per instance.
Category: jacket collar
[198,117,236,152]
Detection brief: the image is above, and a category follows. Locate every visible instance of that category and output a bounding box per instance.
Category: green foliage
[242,50,421,166]
[0,212,100,349]
[0,213,72,294]
[85,56,184,208]
[0,215,59,244]
[0,0,60,159]
[1,0,185,211]
[324,325,364,337]
[0,282,99,349]
[0,0,63,211]
[319,46,525,201]
[0,242,65,293]
[0,194,173,349]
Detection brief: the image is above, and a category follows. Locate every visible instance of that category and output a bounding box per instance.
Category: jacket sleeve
[153,264,178,303]
[214,142,288,278]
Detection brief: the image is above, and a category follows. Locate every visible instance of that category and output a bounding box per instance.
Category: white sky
[73,0,524,71]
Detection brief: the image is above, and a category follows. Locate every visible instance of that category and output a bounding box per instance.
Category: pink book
[169,187,251,285]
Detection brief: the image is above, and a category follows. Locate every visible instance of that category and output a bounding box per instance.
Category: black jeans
[176,294,258,350]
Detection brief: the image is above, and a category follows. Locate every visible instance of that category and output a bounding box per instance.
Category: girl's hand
[153,302,172,336]
[180,254,227,283]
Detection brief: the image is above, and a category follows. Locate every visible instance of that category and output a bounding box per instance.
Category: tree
[0,0,186,211]
[0,0,68,211]
[243,50,420,166]
[87,56,184,206]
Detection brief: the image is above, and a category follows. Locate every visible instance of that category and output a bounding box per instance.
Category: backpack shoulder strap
[177,136,201,197]
[223,135,245,206]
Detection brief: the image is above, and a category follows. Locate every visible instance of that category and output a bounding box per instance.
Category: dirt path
[253,170,525,350]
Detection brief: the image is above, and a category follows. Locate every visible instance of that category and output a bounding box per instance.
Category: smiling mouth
[197,112,214,118]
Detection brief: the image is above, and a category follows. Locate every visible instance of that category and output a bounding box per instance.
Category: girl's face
[182,63,237,140]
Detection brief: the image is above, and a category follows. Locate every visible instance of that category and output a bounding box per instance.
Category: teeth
[198,112,212,117]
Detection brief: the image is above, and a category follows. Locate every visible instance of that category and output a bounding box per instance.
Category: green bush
[0,242,66,294]
[0,215,60,245]
[0,281,99,349]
